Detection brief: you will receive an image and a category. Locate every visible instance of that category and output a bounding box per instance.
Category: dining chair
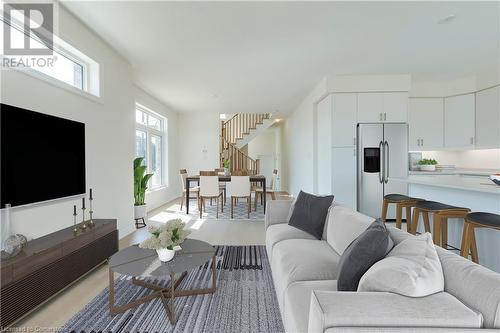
[179,169,199,211]
[214,168,227,205]
[199,171,224,218]
[230,170,251,218]
[254,169,278,210]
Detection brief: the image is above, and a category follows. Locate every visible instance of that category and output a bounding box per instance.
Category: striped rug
[62,245,284,333]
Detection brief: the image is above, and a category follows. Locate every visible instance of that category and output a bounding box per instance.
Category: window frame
[1,14,99,98]
[135,104,167,190]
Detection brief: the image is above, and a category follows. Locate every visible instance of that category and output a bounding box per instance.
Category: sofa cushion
[308,291,483,332]
[326,206,374,255]
[265,223,316,262]
[271,239,340,311]
[436,246,500,329]
[288,191,334,239]
[283,280,337,333]
[337,219,393,291]
[358,233,444,297]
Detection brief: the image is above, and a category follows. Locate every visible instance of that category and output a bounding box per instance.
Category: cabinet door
[475,86,500,148]
[444,94,475,149]
[409,98,444,150]
[316,96,332,195]
[357,93,384,123]
[383,92,408,122]
[332,147,357,210]
[332,93,357,147]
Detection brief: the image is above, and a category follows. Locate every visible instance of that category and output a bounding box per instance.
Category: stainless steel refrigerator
[357,123,408,219]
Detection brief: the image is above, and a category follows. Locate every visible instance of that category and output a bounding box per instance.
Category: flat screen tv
[1,103,86,208]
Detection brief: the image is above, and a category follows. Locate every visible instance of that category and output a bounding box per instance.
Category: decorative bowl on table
[489,174,500,186]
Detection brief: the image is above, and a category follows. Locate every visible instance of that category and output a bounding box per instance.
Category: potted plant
[139,219,191,262]
[418,158,438,172]
[134,157,153,220]
[223,159,231,175]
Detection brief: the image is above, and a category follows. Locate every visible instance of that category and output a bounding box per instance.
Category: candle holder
[73,208,78,235]
[88,195,95,228]
[81,198,87,231]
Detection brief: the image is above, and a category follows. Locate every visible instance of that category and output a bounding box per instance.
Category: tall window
[135,104,166,189]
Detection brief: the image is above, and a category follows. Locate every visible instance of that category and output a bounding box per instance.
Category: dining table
[185,174,267,214]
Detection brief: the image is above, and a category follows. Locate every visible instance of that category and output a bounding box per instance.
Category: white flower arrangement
[139,219,191,250]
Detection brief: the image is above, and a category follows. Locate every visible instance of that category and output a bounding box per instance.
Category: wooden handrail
[221,113,270,146]
[219,136,260,175]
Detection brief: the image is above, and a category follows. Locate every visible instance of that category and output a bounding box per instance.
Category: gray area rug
[61,246,284,333]
[186,198,265,220]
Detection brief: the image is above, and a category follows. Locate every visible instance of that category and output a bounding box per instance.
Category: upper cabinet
[332,93,357,147]
[357,92,408,123]
[475,86,500,149]
[444,93,475,149]
[409,98,444,151]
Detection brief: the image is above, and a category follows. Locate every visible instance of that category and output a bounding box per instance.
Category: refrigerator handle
[378,140,384,184]
[384,140,389,184]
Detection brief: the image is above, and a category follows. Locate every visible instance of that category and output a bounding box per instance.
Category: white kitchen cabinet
[316,95,332,195]
[332,147,357,209]
[444,93,475,149]
[357,92,408,123]
[475,86,500,148]
[332,93,357,147]
[409,98,444,150]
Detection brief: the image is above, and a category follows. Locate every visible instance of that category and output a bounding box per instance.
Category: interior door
[357,123,383,218]
[316,96,332,194]
[258,154,274,189]
[383,123,408,219]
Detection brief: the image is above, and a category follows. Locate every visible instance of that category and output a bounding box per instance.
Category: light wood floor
[12,194,290,330]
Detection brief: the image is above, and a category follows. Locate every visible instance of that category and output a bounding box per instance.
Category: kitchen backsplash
[421,149,500,169]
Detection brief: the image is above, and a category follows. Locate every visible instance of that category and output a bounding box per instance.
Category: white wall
[134,87,181,210]
[285,78,328,197]
[178,112,220,175]
[0,7,176,240]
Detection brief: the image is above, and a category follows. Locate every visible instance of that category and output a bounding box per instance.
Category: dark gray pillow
[288,191,334,239]
[337,219,393,291]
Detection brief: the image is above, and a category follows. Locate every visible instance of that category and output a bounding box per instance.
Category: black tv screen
[1,103,86,207]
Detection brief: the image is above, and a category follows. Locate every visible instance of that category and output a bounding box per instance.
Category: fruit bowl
[490,174,500,186]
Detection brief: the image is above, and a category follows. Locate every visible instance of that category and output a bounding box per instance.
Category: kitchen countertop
[390,174,500,194]
[409,168,499,176]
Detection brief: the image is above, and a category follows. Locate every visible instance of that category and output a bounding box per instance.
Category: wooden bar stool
[461,212,500,263]
[381,194,422,232]
[411,201,470,248]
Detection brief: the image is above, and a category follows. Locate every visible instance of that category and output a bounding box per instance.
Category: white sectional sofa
[265,200,500,332]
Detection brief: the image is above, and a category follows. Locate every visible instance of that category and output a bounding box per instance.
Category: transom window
[135,104,167,189]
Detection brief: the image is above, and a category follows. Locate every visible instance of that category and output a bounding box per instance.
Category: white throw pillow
[357,233,444,297]
[326,205,374,255]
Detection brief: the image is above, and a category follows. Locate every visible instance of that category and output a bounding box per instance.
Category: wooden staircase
[220,113,271,175]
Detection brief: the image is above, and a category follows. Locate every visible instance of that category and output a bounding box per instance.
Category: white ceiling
[62,1,499,114]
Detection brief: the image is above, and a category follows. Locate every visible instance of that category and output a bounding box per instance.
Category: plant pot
[420,165,436,172]
[134,205,147,219]
[224,167,230,176]
[156,248,175,262]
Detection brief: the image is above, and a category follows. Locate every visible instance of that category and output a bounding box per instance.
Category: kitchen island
[390,173,500,273]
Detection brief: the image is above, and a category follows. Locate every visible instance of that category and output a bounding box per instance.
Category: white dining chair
[254,169,278,210]
[199,171,224,218]
[180,169,199,211]
[230,171,251,218]
[214,168,227,205]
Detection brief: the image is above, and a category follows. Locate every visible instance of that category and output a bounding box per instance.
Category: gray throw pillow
[288,191,334,239]
[337,219,393,291]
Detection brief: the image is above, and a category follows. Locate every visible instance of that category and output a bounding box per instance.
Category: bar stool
[461,212,500,263]
[411,201,470,248]
[381,194,422,232]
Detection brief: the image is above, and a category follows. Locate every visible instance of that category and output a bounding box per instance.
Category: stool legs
[433,214,441,246]
[395,204,403,229]
[460,221,479,263]
[422,211,431,233]
[405,206,412,232]
[410,208,420,235]
[381,199,389,222]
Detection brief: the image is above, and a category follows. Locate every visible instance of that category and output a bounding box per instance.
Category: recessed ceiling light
[437,14,456,24]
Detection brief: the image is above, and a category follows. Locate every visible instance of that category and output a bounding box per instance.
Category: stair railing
[220,136,260,175]
[221,113,270,146]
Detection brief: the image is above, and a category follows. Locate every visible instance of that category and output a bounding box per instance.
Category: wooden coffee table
[108,239,216,324]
